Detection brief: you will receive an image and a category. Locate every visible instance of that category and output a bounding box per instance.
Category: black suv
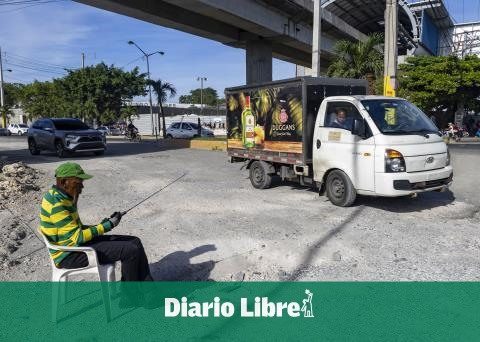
[28,118,106,157]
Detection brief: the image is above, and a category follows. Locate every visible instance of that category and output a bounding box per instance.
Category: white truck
[226,77,453,206]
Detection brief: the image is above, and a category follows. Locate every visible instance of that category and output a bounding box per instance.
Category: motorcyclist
[126,120,139,139]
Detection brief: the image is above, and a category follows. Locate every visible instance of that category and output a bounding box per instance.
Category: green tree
[327,33,384,94]
[3,83,24,107]
[147,79,176,137]
[179,87,218,106]
[21,81,63,120]
[1,83,25,126]
[398,55,480,127]
[58,63,147,124]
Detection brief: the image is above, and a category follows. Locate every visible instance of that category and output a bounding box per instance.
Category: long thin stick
[121,173,186,215]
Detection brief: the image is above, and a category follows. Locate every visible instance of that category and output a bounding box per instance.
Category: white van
[226,77,453,206]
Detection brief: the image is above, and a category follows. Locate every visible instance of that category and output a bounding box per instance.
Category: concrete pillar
[384,0,398,97]
[246,39,272,85]
[311,0,322,77]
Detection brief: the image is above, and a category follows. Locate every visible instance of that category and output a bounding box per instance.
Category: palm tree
[147,79,177,137]
[327,32,384,95]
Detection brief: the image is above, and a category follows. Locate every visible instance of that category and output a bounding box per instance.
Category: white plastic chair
[41,234,116,322]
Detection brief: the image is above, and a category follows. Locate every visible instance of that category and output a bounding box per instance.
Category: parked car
[97,126,110,136]
[109,126,123,136]
[27,118,106,157]
[0,128,10,136]
[8,123,29,135]
[165,122,214,139]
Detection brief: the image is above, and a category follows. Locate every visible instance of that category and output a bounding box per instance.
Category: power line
[4,61,66,75]
[0,0,67,14]
[5,57,68,73]
[5,51,75,70]
[0,0,57,6]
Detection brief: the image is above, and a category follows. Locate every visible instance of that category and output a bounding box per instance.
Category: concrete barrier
[163,139,227,151]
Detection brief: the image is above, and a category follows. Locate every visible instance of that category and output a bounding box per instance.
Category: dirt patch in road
[0,162,50,279]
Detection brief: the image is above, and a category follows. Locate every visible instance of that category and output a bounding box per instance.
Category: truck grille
[393,174,453,191]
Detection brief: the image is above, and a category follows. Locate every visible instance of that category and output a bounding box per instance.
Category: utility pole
[0,47,5,128]
[81,52,85,123]
[384,0,398,97]
[197,77,207,115]
[311,0,322,77]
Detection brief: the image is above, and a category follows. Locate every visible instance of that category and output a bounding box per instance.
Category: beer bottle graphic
[242,95,255,148]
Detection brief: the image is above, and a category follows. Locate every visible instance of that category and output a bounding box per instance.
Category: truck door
[313,101,375,193]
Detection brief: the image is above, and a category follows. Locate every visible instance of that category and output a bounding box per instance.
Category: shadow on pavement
[150,244,217,281]
[288,206,364,280]
[264,177,455,212]
[356,190,456,213]
[1,139,188,165]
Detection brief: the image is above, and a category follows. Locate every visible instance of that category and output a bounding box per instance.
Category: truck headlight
[446,148,451,166]
[385,149,406,173]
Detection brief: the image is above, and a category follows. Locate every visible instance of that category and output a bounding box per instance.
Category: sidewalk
[106,135,227,151]
[445,137,480,145]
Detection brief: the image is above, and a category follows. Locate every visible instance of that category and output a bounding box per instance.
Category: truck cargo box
[226,76,367,165]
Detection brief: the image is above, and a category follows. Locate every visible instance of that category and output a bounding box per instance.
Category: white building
[453,22,480,57]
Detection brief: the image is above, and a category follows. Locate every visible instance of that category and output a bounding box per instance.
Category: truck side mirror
[352,119,367,138]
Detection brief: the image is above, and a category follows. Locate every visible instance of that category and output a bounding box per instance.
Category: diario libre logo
[165,289,314,318]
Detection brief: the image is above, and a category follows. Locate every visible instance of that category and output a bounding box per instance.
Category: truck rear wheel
[249,161,272,189]
[325,170,356,207]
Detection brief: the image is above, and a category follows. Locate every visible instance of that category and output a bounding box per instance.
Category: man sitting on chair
[40,162,152,282]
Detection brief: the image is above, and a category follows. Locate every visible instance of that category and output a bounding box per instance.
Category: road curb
[164,139,227,151]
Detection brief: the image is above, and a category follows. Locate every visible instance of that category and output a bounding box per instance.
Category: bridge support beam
[246,39,272,85]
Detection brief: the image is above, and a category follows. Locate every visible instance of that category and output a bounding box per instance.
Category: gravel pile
[0,219,27,268]
[0,162,41,202]
[0,162,48,277]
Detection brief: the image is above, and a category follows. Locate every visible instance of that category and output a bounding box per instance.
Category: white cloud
[0,2,96,77]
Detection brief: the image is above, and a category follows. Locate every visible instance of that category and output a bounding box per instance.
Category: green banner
[1,282,479,341]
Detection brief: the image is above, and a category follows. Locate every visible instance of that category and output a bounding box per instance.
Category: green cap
[55,162,93,180]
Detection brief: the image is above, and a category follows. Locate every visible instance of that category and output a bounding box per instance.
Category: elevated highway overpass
[77,0,453,83]
[78,0,368,82]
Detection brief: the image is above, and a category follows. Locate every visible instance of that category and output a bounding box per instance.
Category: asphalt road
[1,136,479,281]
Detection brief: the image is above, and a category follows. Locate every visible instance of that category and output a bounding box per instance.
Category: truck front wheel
[325,170,356,207]
[249,161,272,189]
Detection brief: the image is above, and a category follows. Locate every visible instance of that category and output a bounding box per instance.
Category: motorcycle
[124,128,141,142]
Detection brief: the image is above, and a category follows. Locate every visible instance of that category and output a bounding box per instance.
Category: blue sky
[0,0,479,102]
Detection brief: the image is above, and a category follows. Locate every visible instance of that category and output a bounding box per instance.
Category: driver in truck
[330,108,350,130]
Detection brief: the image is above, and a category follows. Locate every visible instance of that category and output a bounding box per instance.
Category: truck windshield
[361,99,439,135]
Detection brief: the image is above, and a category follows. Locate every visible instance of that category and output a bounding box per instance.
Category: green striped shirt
[40,185,113,266]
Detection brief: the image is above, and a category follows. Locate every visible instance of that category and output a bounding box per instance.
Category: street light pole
[146,56,154,136]
[197,76,207,115]
[128,41,164,136]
